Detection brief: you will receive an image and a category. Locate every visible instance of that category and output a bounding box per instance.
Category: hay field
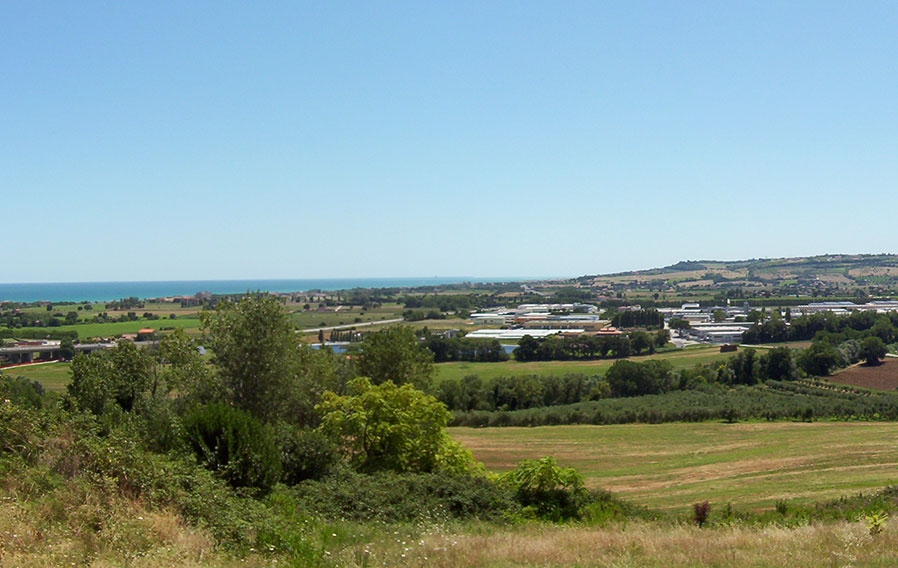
[450,422,898,512]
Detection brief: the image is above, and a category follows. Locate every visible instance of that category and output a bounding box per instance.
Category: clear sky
[3,1,897,283]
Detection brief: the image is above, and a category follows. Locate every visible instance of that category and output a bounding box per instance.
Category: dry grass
[0,490,273,568]
[342,521,898,567]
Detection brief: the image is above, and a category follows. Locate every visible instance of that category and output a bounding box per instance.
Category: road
[299,318,404,334]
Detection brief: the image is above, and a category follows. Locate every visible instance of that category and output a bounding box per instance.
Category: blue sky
[3,1,897,282]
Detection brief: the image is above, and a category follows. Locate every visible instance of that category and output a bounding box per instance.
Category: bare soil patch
[828,359,898,391]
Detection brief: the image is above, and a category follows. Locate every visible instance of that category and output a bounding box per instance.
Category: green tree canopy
[357,326,434,389]
[316,377,474,474]
[67,341,154,415]
[859,336,887,366]
[201,294,300,421]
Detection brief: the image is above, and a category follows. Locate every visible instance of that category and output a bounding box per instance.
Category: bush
[0,374,45,409]
[276,426,338,484]
[693,501,711,527]
[293,467,517,522]
[500,457,588,521]
[182,403,281,492]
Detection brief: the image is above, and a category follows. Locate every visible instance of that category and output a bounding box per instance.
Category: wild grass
[350,520,898,567]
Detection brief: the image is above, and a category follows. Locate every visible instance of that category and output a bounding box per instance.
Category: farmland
[435,344,736,382]
[450,422,898,512]
[829,359,898,391]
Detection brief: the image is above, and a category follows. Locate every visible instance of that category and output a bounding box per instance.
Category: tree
[357,326,434,389]
[629,331,654,355]
[654,329,671,348]
[158,328,214,401]
[761,346,797,381]
[605,360,674,397]
[797,343,843,376]
[316,377,474,473]
[514,335,541,361]
[201,293,300,421]
[67,341,154,415]
[859,336,887,366]
[59,338,75,361]
[713,310,727,323]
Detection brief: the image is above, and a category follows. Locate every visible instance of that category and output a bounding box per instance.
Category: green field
[435,345,736,382]
[7,317,203,340]
[290,303,406,330]
[5,361,72,392]
[451,422,898,512]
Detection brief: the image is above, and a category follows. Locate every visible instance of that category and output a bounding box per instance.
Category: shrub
[0,374,45,409]
[317,378,475,474]
[182,403,281,492]
[693,501,711,527]
[293,467,517,522]
[500,457,588,521]
[276,426,337,484]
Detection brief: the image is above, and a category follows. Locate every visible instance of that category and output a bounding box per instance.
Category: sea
[0,277,534,304]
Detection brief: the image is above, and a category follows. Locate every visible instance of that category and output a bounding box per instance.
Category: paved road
[299,318,404,334]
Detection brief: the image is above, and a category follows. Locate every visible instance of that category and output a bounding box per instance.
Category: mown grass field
[7,317,203,340]
[435,345,736,382]
[4,361,72,391]
[450,422,898,512]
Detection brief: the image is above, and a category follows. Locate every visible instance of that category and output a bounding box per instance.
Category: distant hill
[575,254,898,292]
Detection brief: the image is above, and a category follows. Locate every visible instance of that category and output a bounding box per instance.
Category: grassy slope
[450,422,898,512]
[435,345,735,382]
[5,361,72,391]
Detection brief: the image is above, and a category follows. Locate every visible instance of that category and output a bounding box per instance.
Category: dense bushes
[276,427,337,484]
[500,457,588,520]
[317,377,475,474]
[293,467,517,522]
[0,373,46,409]
[182,403,282,492]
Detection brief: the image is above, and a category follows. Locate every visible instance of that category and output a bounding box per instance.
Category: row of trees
[514,330,669,362]
[433,373,608,412]
[610,308,665,329]
[422,336,509,363]
[743,311,898,345]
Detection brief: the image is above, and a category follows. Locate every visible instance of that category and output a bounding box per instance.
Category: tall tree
[201,293,299,421]
[357,326,434,389]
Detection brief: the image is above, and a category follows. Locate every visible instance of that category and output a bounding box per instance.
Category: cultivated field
[829,359,898,391]
[436,345,736,382]
[450,422,898,512]
[290,303,406,330]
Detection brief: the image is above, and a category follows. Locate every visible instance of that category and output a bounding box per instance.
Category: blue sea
[0,277,534,303]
